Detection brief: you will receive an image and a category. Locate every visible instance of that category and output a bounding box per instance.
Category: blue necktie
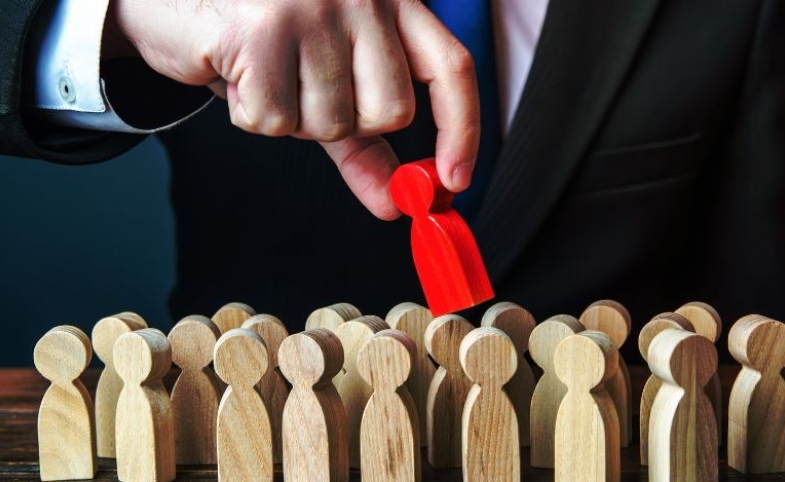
[429,0,501,223]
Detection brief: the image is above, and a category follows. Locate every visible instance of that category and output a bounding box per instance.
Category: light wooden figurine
[35,326,97,481]
[638,312,694,465]
[114,328,175,482]
[214,328,273,482]
[529,314,585,468]
[279,329,348,482]
[579,300,632,447]
[481,301,536,446]
[460,327,519,482]
[424,314,474,468]
[212,301,257,333]
[727,315,785,474]
[168,315,222,464]
[674,301,723,444]
[358,330,421,482]
[242,314,290,464]
[306,302,362,332]
[308,302,363,387]
[336,315,390,467]
[554,331,620,482]
[648,329,718,482]
[92,312,147,458]
[385,301,435,445]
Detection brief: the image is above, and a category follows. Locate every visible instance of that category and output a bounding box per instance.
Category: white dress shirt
[492,0,549,134]
[28,0,211,132]
[30,0,549,135]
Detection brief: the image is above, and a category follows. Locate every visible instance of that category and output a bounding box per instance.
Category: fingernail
[451,163,473,191]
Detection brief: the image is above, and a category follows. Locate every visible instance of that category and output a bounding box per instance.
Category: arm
[0,1,145,164]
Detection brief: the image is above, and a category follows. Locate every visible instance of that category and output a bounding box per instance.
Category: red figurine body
[390,158,494,316]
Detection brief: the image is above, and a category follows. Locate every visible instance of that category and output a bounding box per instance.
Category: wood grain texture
[389,158,494,316]
[279,329,348,482]
[242,314,290,464]
[34,326,96,481]
[647,329,718,482]
[674,302,722,342]
[336,315,390,467]
[554,331,620,482]
[307,303,363,388]
[305,303,362,332]
[481,301,536,447]
[212,302,257,334]
[727,315,785,474]
[424,314,475,468]
[168,315,222,464]
[637,312,694,466]
[674,301,723,445]
[358,330,421,482]
[114,328,175,482]
[579,300,632,447]
[6,365,765,480]
[92,312,147,458]
[460,327,519,482]
[112,311,148,329]
[529,314,585,468]
[214,328,273,482]
[385,302,436,446]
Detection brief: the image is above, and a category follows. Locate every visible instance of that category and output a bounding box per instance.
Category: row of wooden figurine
[34,299,785,480]
[35,298,634,481]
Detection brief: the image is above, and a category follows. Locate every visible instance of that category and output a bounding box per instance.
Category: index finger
[395,1,480,193]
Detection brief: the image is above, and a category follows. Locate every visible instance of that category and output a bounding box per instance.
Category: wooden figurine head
[638,313,694,362]
[529,315,585,373]
[648,329,717,388]
[357,329,416,391]
[114,329,172,386]
[460,327,517,388]
[280,329,344,388]
[555,331,619,391]
[729,315,785,373]
[579,300,631,349]
[214,328,268,388]
[169,315,221,371]
[35,326,92,385]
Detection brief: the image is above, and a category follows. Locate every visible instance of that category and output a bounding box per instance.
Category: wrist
[101,0,138,59]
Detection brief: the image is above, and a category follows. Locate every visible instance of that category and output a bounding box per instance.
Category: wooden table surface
[0,365,778,481]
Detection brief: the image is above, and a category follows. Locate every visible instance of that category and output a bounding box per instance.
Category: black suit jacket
[3,0,784,361]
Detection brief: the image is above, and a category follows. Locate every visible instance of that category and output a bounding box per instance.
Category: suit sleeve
[0,1,212,165]
[0,1,140,164]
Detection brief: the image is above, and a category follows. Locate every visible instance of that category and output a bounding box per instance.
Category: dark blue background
[0,137,175,366]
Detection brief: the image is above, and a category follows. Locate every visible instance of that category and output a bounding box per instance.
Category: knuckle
[312,120,354,142]
[384,98,415,130]
[230,107,297,137]
[446,40,475,76]
[228,106,257,133]
[359,97,415,134]
[259,110,298,137]
[303,99,355,141]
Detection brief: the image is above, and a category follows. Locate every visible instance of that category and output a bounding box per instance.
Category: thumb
[320,136,403,221]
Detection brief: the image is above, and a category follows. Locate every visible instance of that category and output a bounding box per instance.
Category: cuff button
[59,76,76,103]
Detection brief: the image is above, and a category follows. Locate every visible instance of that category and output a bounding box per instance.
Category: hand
[109,0,479,220]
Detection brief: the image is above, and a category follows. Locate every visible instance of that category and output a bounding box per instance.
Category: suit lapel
[473,0,662,284]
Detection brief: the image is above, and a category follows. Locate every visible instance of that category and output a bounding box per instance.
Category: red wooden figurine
[390,158,494,316]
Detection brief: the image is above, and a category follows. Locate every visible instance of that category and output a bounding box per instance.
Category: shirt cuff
[27,0,213,134]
